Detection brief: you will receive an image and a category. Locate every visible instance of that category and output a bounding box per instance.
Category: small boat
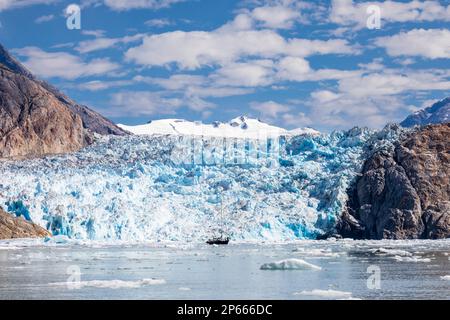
[206,236,230,245]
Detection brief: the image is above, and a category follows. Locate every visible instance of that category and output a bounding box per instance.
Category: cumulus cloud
[251,5,301,29]
[300,67,450,130]
[213,60,275,87]
[0,0,57,11]
[125,28,357,69]
[375,29,450,59]
[76,34,145,54]
[82,0,185,11]
[250,100,290,119]
[14,47,120,79]
[107,91,182,117]
[330,0,450,29]
[106,89,217,116]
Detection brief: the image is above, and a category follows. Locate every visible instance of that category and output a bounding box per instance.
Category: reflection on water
[0,239,449,300]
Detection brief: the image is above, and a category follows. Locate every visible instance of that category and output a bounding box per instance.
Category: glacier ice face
[0,126,406,242]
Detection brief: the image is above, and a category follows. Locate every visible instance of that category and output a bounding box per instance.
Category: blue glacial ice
[0,125,406,242]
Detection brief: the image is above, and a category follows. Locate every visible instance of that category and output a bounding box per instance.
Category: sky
[0,0,449,131]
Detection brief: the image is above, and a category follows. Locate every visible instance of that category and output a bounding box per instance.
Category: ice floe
[293,289,354,299]
[369,248,413,257]
[260,258,321,270]
[50,278,166,289]
[392,256,431,263]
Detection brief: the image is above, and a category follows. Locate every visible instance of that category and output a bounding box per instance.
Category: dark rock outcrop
[0,43,128,158]
[338,123,450,239]
[401,97,450,127]
[0,207,50,239]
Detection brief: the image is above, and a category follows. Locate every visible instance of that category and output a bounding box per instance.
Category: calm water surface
[0,239,449,300]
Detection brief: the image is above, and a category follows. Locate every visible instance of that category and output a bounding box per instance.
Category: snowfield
[0,121,406,242]
[118,116,320,138]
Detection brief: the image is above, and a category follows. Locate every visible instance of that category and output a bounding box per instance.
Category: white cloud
[338,69,450,97]
[249,100,314,128]
[81,29,107,37]
[74,79,134,91]
[107,89,218,116]
[375,29,450,59]
[310,90,340,103]
[125,28,357,69]
[145,18,172,28]
[213,60,275,87]
[299,67,450,130]
[0,0,57,11]
[85,0,185,11]
[281,112,313,127]
[250,100,290,119]
[108,91,182,117]
[276,56,311,80]
[251,5,300,29]
[76,34,145,54]
[330,0,450,29]
[14,47,120,80]
[34,14,54,24]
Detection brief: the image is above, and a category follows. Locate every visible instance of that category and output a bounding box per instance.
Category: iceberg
[260,258,322,270]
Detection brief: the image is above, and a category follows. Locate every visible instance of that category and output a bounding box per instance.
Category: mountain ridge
[401,97,450,127]
[0,43,127,158]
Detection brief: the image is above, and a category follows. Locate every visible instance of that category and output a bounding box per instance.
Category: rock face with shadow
[338,123,449,239]
[0,43,127,159]
[0,208,50,239]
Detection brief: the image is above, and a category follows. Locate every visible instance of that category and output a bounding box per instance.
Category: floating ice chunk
[440,275,450,281]
[44,235,71,244]
[178,287,192,291]
[370,248,413,257]
[392,255,431,262]
[294,289,353,299]
[260,258,321,271]
[0,246,23,250]
[292,248,341,258]
[50,278,166,289]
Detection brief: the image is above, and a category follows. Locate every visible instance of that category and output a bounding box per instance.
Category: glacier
[0,124,406,242]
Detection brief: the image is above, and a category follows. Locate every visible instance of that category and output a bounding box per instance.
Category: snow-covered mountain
[401,97,450,127]
[118,116,320,138]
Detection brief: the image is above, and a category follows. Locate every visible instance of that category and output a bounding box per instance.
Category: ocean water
[0,239,448,300]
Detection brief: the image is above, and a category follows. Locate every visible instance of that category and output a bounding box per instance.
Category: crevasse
[0,125,403,242]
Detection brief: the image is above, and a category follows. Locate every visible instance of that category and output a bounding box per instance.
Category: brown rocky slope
[338,123,449,239]
[0,207,50,239]
[0,43,127,159]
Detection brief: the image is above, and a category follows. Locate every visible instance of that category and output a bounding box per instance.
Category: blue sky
[0,0,449,131]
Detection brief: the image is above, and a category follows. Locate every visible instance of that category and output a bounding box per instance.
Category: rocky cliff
[0,207,50,239]
[0,43,127,158]
[338,123,449,239]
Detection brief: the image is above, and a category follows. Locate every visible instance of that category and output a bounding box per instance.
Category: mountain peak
[401,97,450,127]
[0,43,34,79]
